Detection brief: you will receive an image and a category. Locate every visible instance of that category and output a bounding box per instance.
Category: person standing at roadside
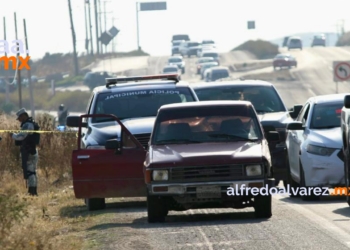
[11,108,39,196]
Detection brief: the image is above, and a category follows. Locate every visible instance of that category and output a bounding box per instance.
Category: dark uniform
[12,108,39,196]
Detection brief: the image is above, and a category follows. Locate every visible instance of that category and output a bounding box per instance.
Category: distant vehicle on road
[273,54,297,70]
[204,66,229,82]
[179,41,201,57]
[311,35,326,47]
[145,100,277,222]
[201,40,215,45]
[167,56,185,73]
[83,71,112,91]
[200,51,220,64]
[287,94,347,200]
[197,44,216,57]
[171,40,184,55]
[287,37,302,50]
[195,57,215,74]
[200,62,219,79]
[162,65,181,78]
[172,34,190,42]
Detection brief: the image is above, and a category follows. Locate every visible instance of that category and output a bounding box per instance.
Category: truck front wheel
[254,195,272,218]
[86,198,106,211]
[147,195,167,223]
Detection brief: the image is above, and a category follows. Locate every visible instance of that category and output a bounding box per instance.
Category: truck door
[71,114,147,199]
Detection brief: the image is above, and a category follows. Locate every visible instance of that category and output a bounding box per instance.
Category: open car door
[71,114,147,199]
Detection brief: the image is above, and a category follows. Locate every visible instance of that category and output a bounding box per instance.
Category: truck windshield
[152,105,262,145]
[194,85,286,114]
[92,87,195,122]
[310,102,343,129]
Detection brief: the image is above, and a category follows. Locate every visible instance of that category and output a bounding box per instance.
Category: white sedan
[285,93,348,200]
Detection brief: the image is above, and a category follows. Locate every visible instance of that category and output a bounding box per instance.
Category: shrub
[56,75,84,87]
[336,31,350,46]
[232,40,279,59]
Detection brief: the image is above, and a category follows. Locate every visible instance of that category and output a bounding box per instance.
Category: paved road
[79,46,350,250]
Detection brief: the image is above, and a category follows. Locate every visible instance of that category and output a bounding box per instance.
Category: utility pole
[98,0,102,54]
[94,0,100,55]
[14,12,22,109]
[136,2,140,51]
[87,0,94,55]
[111,16,115,54]
[3,16,9,104]
[100,0,112,54]
[84,1,89,55]
[23,19,34,119]
[68,0,79,76]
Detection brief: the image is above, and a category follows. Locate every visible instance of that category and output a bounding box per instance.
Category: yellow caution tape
[0,129,77,134]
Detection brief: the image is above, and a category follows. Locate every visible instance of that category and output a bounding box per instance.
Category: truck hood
[149,141,264,167]
[257,111,292,128]
[307,127,342,148]
[87,117,155,144]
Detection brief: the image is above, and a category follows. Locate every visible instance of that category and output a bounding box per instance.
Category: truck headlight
[306,144,336,156]
[152,170,168,181]
[245,165,262,176]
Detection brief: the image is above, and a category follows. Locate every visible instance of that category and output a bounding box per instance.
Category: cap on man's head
[16,108,28,120]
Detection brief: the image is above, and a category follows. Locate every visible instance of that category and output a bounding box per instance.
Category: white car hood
[308,127,342,148]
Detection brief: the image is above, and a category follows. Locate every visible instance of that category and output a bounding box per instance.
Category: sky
[0,0,349,59]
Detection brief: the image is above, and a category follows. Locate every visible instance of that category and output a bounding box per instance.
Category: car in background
[273,54,297,70]
[83,71,113,91]
[162,65,181,79]
[200,51,220,64]
[0,77,17,93]
[167,56,185,73]
[200,62,219,79]
[204,66,229,82]
[202,40,215,45]
[197,44,216,57]
[282,36,289,47]
[311,35,326,47]
[288,37,302,50]
[145,100,276,222]
[195,57,215,74]
[179,41,201,57]
[171,40,184,55]
[192,80,302,186]
[172,34,190,42]
[286,94,347,200]
[66,74,199,211]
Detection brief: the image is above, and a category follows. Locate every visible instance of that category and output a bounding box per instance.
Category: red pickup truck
[144,100,278,222]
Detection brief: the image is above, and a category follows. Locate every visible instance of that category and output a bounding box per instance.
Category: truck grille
[170,164,244,182]
[133,133,151,148]
[337,150,344,162]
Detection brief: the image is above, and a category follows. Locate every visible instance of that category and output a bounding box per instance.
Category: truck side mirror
[66,115,87,128]
[289,104,303,119]
[266,131,280,142]
[105,139,121,154]
[287,121,304,130]
[344,95,350,108]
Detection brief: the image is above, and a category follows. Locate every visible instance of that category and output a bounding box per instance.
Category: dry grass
[0,83,90,113]
[0,112,93,250]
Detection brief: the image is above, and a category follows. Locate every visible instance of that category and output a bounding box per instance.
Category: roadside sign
[247,21,255,29]
[140,2,167,11]
[333,61,350,82]
[108,26,119,38]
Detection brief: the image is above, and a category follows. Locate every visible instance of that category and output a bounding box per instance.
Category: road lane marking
[189,210,214,250]
[273,195,350,248]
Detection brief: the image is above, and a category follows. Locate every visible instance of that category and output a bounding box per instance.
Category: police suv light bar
[105,74,180,88]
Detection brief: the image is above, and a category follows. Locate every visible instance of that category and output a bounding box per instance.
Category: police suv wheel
[254,194,272,218]
[147,195,166,223]
[86,198,106,211]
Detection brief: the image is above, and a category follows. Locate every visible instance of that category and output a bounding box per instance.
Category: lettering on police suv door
[105,90,180,100]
